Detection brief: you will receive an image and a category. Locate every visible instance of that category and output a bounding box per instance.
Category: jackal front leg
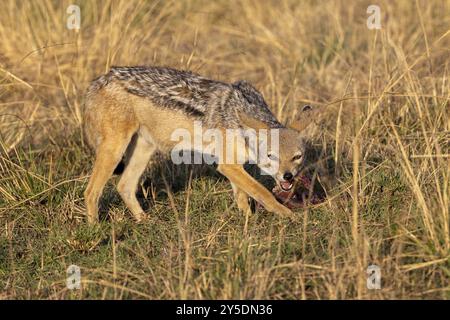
[230,182,251,215]
[218,164,293,218]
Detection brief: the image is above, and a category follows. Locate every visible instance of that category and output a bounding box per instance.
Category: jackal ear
[237,112,270,130]
[289,104,317,132]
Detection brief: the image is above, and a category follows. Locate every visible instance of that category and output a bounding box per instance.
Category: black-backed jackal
[83,66,316,223]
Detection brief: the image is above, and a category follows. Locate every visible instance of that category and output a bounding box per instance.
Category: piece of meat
[272,175,325,209]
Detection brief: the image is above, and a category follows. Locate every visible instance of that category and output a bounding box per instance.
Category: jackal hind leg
[117,133,156,222]
[84,133,135,224]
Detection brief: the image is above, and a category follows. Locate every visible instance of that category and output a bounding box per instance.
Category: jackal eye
[292,154,303,161]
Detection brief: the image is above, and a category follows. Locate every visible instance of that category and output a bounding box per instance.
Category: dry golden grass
[0,0,449,299]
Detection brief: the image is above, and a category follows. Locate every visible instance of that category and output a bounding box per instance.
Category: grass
[0,0,449,299]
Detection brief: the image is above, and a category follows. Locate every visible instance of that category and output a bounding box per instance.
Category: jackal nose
[283,172,293,181]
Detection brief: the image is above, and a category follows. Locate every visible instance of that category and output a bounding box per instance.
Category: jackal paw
[237,200,252,214]
[133,212,148,223]
[86,212,99,224]
[267,202,293,219]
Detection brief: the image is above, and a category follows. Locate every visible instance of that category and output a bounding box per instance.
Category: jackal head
[240,105,321,191]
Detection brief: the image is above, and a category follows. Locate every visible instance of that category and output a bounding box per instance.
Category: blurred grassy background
[0,0,449,299]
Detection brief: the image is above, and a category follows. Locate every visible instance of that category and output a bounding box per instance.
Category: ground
[0,0,449,299]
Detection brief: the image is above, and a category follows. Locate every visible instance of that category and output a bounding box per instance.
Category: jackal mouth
[272,174,326,209]
[278,180,294,191]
